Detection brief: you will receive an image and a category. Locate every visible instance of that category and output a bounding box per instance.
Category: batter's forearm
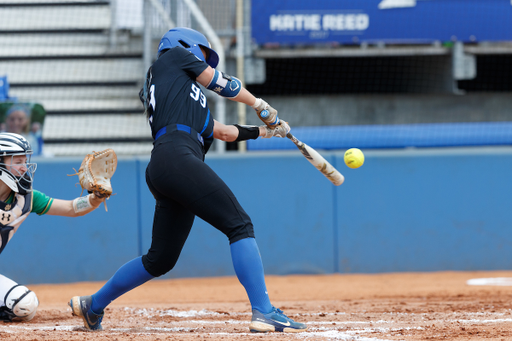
[229,88,257,107]
[213,123,239,142]
[213,120,266,142]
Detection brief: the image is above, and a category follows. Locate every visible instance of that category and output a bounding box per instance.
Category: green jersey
[4,189,53,215]
[0,189,53,255]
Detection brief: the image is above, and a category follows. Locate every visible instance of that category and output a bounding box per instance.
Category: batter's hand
[252,98,280,127]
[262,121,290,138]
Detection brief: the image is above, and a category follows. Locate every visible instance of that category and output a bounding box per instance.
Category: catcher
[0,132,116,322]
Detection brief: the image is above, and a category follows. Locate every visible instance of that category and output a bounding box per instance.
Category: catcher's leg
[0,274,39,322]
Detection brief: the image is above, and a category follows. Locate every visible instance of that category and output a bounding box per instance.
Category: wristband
[234,124,260,141]
[73,195,93,214]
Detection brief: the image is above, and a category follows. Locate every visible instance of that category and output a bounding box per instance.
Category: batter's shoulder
[160,46,200,62]
[155,46,208,78]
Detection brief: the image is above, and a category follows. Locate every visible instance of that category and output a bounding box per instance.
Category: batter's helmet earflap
[157,27,219,68]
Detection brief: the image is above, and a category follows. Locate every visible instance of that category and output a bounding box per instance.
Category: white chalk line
[2,308,512,340]
[453,318,512,323]
[127,307,347,318]
[0,322,491,340]
[0,324,394,340]
[467,277,512,286]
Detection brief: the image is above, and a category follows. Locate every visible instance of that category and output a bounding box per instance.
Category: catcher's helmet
[0,133,36,194]
[158,27,219,68]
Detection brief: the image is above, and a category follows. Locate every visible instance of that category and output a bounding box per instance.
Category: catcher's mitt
[70,149,117,208]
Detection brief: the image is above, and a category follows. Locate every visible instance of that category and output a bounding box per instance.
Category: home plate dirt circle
[1,271,512,340]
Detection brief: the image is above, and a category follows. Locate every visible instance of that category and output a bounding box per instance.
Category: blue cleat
[69,295,104,331]
[249,306,307,333]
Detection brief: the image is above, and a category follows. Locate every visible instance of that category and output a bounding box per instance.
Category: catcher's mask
[157,27,219,68]
[0,133,37,194]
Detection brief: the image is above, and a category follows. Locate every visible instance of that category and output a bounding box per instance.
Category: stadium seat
[0,75,17,102]
[0,76,8,101]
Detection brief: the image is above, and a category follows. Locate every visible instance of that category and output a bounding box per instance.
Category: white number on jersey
[190,84,207,108]
[149,84,156,110]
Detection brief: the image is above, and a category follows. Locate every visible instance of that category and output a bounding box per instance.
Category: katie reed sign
[269,12,369,39]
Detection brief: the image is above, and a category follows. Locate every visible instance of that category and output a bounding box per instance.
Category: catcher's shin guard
[3,285,39,321]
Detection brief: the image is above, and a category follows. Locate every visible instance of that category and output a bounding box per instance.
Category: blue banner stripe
[248,122,512,150]
[252,0,512,45]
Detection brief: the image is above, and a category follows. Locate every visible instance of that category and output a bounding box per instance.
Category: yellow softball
[344,148,365,169]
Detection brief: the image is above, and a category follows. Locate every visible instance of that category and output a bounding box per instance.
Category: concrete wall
[2,147,512,284]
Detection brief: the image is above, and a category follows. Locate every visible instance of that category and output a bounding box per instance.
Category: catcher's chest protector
[0,192,32,255]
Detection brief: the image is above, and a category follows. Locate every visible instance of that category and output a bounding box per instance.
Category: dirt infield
[2,271,512,340]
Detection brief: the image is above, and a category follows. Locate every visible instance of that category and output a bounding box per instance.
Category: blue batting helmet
[158,27,219,68]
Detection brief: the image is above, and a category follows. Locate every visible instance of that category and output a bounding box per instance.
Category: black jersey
[145,47,214,151]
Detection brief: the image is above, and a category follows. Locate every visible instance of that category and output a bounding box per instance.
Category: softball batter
[0,133,107,322]
[69,27,307,333]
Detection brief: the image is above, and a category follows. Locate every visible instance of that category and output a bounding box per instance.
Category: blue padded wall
[1,158,141,284]
[2,147,512,284]
[138,153,335,279]
[336,148,512,272]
